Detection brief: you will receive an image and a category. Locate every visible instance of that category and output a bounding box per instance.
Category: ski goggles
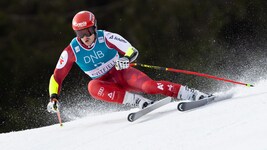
[75,26,95,38]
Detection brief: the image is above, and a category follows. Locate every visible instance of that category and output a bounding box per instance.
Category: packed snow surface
[1,80,267,150]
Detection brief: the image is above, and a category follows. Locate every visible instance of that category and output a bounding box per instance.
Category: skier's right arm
[47,46,75,113]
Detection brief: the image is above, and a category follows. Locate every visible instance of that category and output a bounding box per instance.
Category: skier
[47,10,209,113]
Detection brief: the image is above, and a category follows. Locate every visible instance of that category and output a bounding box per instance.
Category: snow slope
[1,81,267,150]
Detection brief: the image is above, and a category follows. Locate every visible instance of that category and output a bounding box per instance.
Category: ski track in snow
[1,80,267,150]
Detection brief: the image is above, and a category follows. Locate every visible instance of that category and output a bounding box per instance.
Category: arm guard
[49,74,59,99]
[124,47,139,62]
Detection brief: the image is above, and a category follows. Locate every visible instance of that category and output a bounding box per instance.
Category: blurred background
[0,0,266,133]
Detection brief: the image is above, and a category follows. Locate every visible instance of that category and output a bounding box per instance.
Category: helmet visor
[75,27,95,38]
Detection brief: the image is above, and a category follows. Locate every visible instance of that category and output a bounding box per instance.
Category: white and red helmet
[72,11,97,31]
[72,11,97,38]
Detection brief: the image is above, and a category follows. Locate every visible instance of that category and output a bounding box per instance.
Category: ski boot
[177,85,209,101]
[123,92,154,109]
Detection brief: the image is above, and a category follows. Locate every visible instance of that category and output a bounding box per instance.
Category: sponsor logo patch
[167,85,173,91]
[108,91,115,100]
[56,51,68,69]
[75,46,80,53]
[98,37,104,43]
[97,87,105,96]
[157,83,164,90]
[72,21,87,28]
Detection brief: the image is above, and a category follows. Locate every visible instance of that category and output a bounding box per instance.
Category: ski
[177,92,235,111]
[127,97,172,122]
[177,95,216,111]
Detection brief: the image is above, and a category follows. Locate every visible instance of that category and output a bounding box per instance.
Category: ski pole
[130,63,254,87]
[57,110,63,127]
[53,99,63,126]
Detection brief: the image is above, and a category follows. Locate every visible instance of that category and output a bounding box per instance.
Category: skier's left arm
[104,31,138,70]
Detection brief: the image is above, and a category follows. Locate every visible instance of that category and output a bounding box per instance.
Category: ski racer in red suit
[47,11,209,113]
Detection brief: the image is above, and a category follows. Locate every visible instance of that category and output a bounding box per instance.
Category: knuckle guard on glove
[47,99,59,113]
[115,57,129,70]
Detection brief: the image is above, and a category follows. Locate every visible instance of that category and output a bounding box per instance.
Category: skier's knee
[142,80,158,94]
[88,80,99,97]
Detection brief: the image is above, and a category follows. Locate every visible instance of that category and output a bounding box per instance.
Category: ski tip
[127,113,135,122]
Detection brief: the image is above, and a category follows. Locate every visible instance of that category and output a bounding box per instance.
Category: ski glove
[47,99,59,113]
[115,57,129,70]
